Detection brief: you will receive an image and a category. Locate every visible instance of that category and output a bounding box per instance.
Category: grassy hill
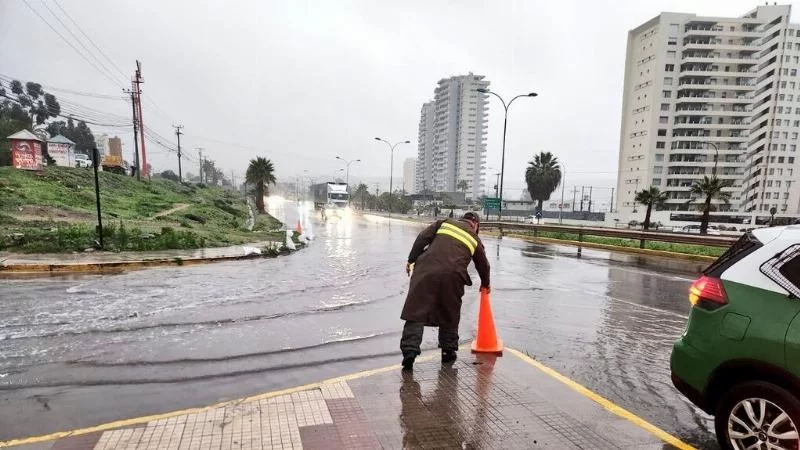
[0,166,284,253]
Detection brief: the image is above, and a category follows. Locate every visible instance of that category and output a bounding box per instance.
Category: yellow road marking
[0,353,436,448]
[506,347,697,450]
[2,348,697,449]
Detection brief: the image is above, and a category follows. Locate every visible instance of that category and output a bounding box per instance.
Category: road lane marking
[506,346,697,450]
[0,352,438,448]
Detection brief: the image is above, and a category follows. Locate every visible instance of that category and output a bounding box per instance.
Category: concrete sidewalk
[2,348,694,450]
[0,241,284,274]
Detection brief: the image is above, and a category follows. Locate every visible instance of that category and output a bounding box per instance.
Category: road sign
[484,197,501,209]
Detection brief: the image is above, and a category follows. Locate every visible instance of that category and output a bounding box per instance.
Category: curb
[487,231,717,263]
[0,247,304,275]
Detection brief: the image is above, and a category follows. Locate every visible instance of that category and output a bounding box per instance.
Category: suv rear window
[704,231,763,277]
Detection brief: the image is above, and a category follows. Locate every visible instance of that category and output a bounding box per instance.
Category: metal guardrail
[481,222,738,249]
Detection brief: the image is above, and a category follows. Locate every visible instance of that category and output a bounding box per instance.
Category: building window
[768,180,774,187]
[795,121,800,127]
[793,69,798,77]
[667,51,676,59]
[771,156,776,163]
[658,129,667,136]
[662,90,671,98]
[792,145,797,152]
[665,64,674,72]
[655,153,664,161]
[793,82,798,90]
[766,193,772,199]
[652,178,661,186]
[777,120,783,126]
[653,166,663,174]
[659,116,668,124]
[661,103,669,111]
[780,157,786,163]
[664,77,673,86]
[770,168,775,175]
[782,81,788,88]
[782,144,788,151]
[795,132,799,139]
[779,107,784,114]
[790,157,796,163]
[656,142,665,149]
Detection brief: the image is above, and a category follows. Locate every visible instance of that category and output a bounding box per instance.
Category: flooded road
[0,205,715,447]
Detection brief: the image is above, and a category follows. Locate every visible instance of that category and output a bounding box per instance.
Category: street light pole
[374,137,410,214]
[703,141,719,175]
[335,156,361,190]
[559,165,566,224]
[477,88,537,221]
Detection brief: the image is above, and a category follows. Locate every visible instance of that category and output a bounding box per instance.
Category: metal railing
[481,222,737,251]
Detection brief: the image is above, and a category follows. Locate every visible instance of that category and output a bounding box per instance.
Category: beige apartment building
[616,4,800,225]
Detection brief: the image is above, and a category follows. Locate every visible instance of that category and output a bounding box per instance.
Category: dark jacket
[400,219,490,328]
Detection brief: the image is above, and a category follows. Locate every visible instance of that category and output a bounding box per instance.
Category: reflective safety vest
[436,222,477,255]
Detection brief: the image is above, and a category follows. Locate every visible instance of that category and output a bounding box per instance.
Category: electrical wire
[51,0,129,83]
[37,0,127,87]
[21,0,122,89]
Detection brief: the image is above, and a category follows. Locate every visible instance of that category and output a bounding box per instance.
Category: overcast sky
[1,0,797,199]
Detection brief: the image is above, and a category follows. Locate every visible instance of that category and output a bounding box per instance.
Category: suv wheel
[715,381,800,450]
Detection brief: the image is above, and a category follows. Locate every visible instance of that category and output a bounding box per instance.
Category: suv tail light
[689,276,728,310]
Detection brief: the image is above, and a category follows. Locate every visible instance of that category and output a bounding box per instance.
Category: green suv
[671,226,800,450]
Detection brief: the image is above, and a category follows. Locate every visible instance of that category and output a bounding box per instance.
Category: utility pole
[559,166,566,224]
[609,187,615,213]
[580,186,585,212]
[123,85,141,181]
[197,148,204,184]
[133,61,148,178]
[572,187,578,212]
[173,125,184,182]
[588,186,593,213]
[231,171,236,190]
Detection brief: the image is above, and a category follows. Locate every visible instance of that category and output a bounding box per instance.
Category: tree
[159,170,181,182]
[525,152,562,214]
[634,187,667,231]
[689,176,733,235]
[246,157,276,214]
[457,180,468,194]
[353,183,369,210]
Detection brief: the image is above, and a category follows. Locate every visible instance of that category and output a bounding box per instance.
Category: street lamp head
[374,137,382,141]
[476,88,489,93]
[528,92,538,97]
[356,159,361,162]
[336,156,342,160]
[404,140,411,144]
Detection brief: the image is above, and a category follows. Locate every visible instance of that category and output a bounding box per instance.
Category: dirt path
[150,203,190,219]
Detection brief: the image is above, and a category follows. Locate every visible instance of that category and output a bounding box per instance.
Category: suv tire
[715,381,800,450]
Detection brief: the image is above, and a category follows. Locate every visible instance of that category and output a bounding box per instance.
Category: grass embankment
[0,166,286,253]
[498,230,726,258]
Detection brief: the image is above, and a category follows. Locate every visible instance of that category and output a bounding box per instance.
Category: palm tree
[457,180,468,195]
[525,152,562,214]
[634,187,667,231]
[689,176,733,234]
[354,183,369,210]
[245,157,276,214]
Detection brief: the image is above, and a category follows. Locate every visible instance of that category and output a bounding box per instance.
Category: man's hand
[405,262,412,276]
[480,286,491,294]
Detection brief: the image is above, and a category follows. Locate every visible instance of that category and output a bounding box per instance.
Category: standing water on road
[0,212,714,447]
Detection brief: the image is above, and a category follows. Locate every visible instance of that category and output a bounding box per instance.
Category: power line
[0,73,124,100]
[21,0,122,89]
[51,0,129,82]
[37,0,126,87]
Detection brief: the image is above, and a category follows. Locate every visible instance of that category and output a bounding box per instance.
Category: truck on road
[311,182,350,215]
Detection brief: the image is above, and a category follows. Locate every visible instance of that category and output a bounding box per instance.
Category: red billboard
[11,139,43,170]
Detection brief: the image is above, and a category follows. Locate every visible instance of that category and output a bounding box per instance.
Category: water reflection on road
[0,211,715,447]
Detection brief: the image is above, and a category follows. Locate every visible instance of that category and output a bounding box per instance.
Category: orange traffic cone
[294,220,303,234]
[471,289,503,354]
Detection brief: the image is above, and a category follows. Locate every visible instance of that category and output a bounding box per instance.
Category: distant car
[675,224,722,235]
[74,154,92,168]
[671,226,800,450]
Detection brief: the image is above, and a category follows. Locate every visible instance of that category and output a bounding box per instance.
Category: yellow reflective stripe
[440,222,477,247]
[436,228,476,255]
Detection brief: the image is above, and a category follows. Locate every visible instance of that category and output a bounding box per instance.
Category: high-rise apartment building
[416,101,435,194]
[403,157,417,194]
[617,5,800,221]
[416,73,489,200]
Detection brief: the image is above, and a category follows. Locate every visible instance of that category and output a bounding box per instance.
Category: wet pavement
[4,353,681,449]
[0,203,716,448]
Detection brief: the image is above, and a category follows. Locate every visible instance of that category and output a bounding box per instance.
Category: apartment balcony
[683,27,764,39]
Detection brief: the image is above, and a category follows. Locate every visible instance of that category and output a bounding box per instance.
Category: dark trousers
[400,321,459,356]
